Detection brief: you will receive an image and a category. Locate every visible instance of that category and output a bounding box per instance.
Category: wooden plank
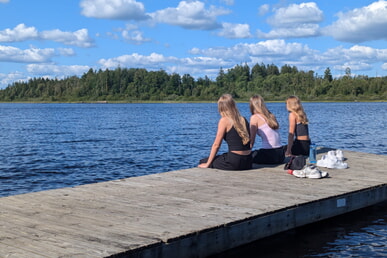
[0,149,386,257]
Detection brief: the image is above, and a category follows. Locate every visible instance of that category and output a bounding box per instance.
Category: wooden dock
[1,149,386,258]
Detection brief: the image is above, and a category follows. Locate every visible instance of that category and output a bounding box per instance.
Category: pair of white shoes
[293,165,329,179]
[317,150,348,169]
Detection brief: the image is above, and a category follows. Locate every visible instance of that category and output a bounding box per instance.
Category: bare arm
[198,117,228,168]
[286,112,296,156]
[249,115,258,149]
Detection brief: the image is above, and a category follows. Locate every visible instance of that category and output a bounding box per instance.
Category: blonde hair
[249,95,279,130]
[218,94,250,145]
[286,96,309,124]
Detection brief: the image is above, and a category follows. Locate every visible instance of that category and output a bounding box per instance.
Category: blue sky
[0,0,386,88]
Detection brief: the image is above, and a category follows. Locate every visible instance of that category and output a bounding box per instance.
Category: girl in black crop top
[198,94,252,170]
[285,96,311,156]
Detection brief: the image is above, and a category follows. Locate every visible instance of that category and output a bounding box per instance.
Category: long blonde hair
[218,94,250,145]
[249,95,279,130]
[286,96,309,124]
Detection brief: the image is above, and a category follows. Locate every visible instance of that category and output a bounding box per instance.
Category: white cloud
[150,1,229,30]
[0,0,9,3]
[0,24,94,47]
[189,40,387,76]
[80,0,149,20]
[122,30,151,44]
[0,45,55,63]
[323,0,387,43]
[26,64,90,77]
[57,48,76,56]
[319,45,387,64]
[0,24,38,42]
[40,28,94,48]
[268,2,323,27]
[258,4,270,16]
[193,40,316,62]
[0,71,25,88]
[119,24,151,44]
[98,53,179,69]
[258,2,323,39]
[382,63,387,71]
[257,24,320,39]
[218,23,251,38]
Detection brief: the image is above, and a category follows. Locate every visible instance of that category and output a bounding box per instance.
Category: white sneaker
[320,170,329,178]
[336,149,344,161]
[293,165,322,179]
[333,160,348,169]
[317,155,328,167]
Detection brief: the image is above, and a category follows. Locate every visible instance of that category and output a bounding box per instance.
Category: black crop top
[224,117,251,151]
[295,123,309,137]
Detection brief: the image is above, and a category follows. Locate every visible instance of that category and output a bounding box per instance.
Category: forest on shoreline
[0,63,386,102]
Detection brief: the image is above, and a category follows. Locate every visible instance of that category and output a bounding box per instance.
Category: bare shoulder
[250,114,258,122]
[219,117,230,126]
[289,112,297,119]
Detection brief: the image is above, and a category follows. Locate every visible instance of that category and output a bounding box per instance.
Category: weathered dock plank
[0,149,386,258]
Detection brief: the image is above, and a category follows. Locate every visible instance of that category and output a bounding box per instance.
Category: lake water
[0,102,386,257]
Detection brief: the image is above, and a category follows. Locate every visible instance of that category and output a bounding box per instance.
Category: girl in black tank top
[198,94,252,170]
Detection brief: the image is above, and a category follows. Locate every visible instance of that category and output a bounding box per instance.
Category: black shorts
[291,139,311,156]
[252,146,285,164]
[200,152,252,170]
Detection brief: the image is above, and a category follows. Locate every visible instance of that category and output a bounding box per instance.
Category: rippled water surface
[0,102,386,257]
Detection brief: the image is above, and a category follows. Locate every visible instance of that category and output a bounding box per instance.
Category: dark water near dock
[0,102,386,257]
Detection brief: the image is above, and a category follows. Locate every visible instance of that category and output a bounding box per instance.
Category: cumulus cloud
[57,48,76,56]
[0,24,94,47]
[193,39,316,63]
[0,71,25,88]
[218,23,251,38]
[41,28,94,48]
[0,24,38,42]
[0,45,55,63]
[268,2,323,27]
[258,4,270,16]
[98,53,179,69]
[258,2,323,39]
[323,0,387,43]
[188,39,387,76]
[319,45,387,66]
[150,1,229,30]
[382,63,387,71]
[26,64,90,76]
[80,0,149,20]
[257,24,320,38]
[122,30,151,44]
[118,24,151,44]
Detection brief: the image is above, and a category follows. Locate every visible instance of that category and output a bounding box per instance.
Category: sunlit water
[0,102,386,257]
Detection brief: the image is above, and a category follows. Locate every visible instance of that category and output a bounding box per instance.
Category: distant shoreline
[0,99,385,104]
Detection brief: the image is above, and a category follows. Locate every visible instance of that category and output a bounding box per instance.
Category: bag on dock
[284,156,306,171]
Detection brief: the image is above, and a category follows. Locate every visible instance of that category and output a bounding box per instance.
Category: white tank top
[255,114,282,149]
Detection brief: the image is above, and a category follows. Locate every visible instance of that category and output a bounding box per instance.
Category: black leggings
[252,146,285,164]
[291,139,311,156]
[200,152,252,170]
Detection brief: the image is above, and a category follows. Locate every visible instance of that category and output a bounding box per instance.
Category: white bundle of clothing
[317,149,348,169]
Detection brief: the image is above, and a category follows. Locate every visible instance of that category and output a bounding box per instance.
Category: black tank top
[295,123,309,137]
[224,117,251,151]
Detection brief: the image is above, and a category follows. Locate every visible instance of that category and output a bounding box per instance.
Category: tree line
[0,63,385,102]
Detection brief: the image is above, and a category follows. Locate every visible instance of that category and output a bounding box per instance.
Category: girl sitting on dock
[249,95,285,164]
[198,94,252,170]
[285,96,311,156]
